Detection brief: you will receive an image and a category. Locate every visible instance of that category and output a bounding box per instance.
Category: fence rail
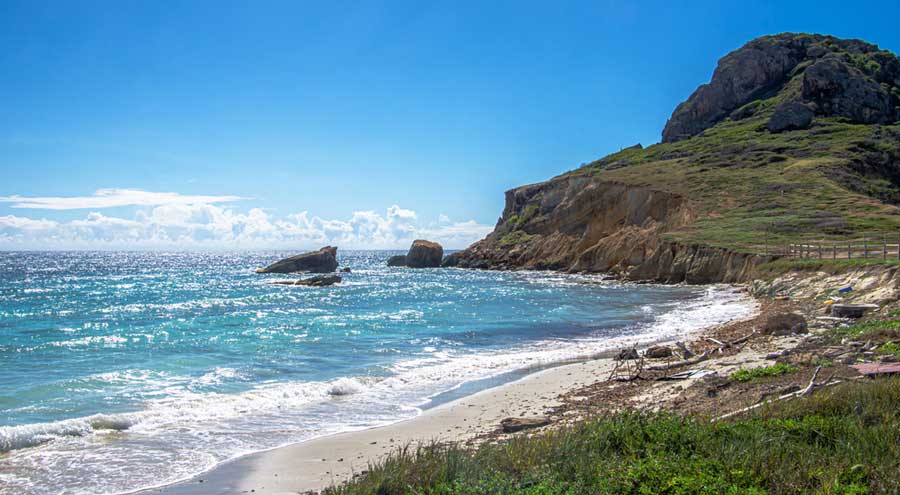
[766,233,900,260]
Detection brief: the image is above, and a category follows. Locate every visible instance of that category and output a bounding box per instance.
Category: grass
[324,378,900,495]
[730,363,799,382]
[755,258,900,277]
[830,318,900,340]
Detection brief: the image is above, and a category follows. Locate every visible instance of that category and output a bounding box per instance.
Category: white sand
[153,357,618,495]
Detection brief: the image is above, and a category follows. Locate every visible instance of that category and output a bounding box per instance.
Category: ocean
[0,251,753,495]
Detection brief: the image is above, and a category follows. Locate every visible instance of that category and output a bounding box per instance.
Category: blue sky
[2,0,899,249]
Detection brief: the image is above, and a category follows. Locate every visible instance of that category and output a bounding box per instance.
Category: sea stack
[388,240,443,268]
[256,246,339,274]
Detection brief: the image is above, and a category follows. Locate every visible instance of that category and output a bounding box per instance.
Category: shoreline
[148,289,760,495]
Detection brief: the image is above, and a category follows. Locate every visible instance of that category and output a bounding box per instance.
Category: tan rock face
[444,176,769,284]
[405,240,443,268]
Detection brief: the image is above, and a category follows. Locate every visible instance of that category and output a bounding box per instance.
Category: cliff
[447,33,900,283]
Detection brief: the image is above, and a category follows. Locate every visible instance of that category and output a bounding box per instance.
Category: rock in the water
[645,345,673,359]
[766,101,814,132]
[295,274,342,287]
[256,246,338,274]
[340,267,352,273]
[500,416,551,434]
[387,255,408,267]
[761,312,808,336]
[405,240,443,268]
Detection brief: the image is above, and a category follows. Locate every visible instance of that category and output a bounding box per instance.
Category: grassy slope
[565,112,900,254]
[326,378,900,495]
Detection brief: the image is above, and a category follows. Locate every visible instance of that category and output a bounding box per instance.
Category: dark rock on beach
[500,416,551,433]
[645,345,673,359]
[761,312,808,336]
[256,246,339,274]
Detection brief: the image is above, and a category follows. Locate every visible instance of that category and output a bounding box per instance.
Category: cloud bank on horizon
[0,189,493,250]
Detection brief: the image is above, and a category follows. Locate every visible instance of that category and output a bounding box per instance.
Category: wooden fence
[775,234,900,260]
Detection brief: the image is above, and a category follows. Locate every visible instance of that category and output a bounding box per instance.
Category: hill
[446,33,900,283]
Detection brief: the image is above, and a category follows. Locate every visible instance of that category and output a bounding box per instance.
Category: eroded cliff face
[445,175,771,283]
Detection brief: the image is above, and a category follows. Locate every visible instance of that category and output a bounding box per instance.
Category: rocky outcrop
[445,175,772,283]
[406,240,443,268]
[662,33,900,142]
[256,246,338,274]
[766,101,814,132]
[388,241,444,268]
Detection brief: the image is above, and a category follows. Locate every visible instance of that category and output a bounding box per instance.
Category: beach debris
[615,347,639,360]
[675,341,695,359]
[500,416,551,433]
[255,246,339,274]
[831,303,878,319]
[760,312,808,336]
[850,362,900,376]
[657,369,716,381]
[838,286,853,294]
[644,345,673,359]
[714,366,846,421]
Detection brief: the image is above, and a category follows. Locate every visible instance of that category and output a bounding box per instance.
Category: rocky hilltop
[447,33,900,283]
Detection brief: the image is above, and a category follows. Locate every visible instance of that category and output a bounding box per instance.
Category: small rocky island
[256,246,339,274]
[387,240,443,268]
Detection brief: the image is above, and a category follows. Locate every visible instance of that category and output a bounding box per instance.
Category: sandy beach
[148,355,621,495]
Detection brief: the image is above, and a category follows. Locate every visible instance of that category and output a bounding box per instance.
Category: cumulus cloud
[0,188,246,210]
[0,204,493,250]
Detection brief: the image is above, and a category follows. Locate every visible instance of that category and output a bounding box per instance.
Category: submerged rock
[296,274,342,286]
[340,267,352,273]
[387,255,408,267]
[405,240,443,268]
[256,246,338,274]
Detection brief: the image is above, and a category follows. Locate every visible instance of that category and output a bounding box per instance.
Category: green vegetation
[756,258,900,277]
[730,363,799,382]
[878,341,900,359]
[498,230,535,247]
[565,112,900,255]
[325,378,900,495]
[830,318,900,339]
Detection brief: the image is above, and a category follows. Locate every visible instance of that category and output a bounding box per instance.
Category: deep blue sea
[0,251,752,495]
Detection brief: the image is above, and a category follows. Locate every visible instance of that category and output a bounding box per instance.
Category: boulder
[340,267,352,273]
[761,312,808,336]
[387,255,408,267]
[405,240,443,268]
[645,345,673,359]
[256,246,338,274]
[766,101,814,132]
[295,274,342,287]
[500,416,551,434]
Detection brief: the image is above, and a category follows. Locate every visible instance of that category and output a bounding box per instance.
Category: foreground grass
[325,378,900,495]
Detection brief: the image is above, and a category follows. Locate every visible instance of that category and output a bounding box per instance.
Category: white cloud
[0,188,247,210]
[0,204,493,250]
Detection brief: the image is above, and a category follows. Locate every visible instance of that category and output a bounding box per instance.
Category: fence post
[818,244,822,259]
[864,234,868,259]
[833,243,836,260]
[848,240,852,259]
[884,235,887,261]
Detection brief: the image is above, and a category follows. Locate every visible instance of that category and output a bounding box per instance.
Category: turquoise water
[0,251,752,495]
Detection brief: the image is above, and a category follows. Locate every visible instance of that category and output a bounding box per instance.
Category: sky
[2,0,899,250]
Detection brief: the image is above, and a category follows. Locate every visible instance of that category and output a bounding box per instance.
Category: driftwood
[646,331,757,373]
[675,341,694,359]
[713,366,846,421]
